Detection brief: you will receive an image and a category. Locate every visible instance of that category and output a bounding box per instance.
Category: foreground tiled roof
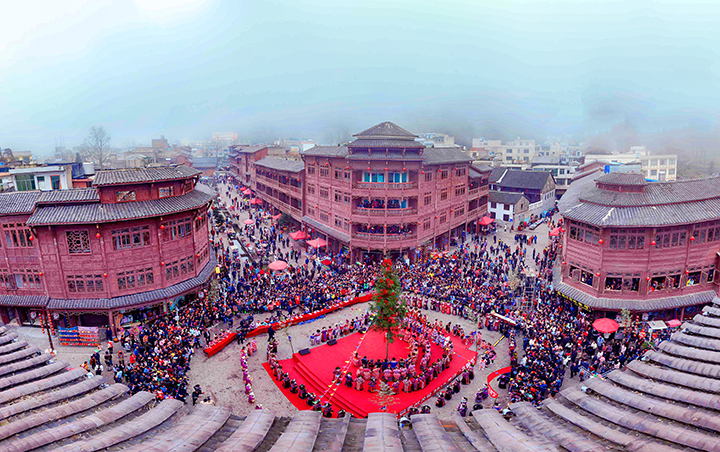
[94,165,201,186]
[36,188,100,204]
[0,191,40,215]
[353,121,417,138]
[254,157,304,173]
[301,146,350,158]
[578,175,720,207]
[47,251,216,310]
[349,139,425,149]
[27,189,212,225]
[0,294,719,450]
[0,295,48,307]
[422,147,473,165]
[596,172,647,186]
[563,197,720,227]
[490,168,553,191]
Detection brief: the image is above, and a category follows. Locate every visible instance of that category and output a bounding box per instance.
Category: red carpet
[263,329,476,418]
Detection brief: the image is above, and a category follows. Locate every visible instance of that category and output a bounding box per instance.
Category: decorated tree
[369,258,407,360]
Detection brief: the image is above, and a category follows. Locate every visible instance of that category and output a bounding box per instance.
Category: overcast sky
[2,0,719,152]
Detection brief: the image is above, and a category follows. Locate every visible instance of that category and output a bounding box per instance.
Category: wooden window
[162,218,192,241]
[454,185,466,196]
[424,172,433,182]
[66,231,91,254]
[68,274,102,293]
[440,169,448,180]
[112,226,151,250]
[424,194,432,206]
[115,190,136,202]
[159,186,175,198]
[319,167,330,177]
[3,224,33,248]
[440,189,448,201]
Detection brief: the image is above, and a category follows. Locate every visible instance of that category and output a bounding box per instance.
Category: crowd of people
[79,174,661,414]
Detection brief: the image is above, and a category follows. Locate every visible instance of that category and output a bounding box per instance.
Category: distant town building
[213,132,239,143]
[151,136,170,150]
[583,146,678,181]
[416,133,459,148]
[489,168,556,218]
[10,165,74,191]
[488,190,529,224]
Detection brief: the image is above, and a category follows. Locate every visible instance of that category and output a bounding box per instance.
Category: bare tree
[82,126,111,169]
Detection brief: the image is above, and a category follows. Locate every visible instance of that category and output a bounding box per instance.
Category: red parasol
[243,189,252,195]
[549,227,562,237]
[268,260,288,271]
[250,198,263,205]
[243,219,255,225]
[320,258,332,265]
[593,318,619,334]
[667,319,682,327]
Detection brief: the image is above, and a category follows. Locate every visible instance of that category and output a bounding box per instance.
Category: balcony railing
[352,232,418,242]
[353,182,418,190]
[353,207,418,216]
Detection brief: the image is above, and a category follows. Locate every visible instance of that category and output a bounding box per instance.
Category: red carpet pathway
[263,329,476,418]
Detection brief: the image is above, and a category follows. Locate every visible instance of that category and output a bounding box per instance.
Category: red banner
[486,366,511,399]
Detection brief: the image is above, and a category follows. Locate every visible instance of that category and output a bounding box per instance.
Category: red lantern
[690,236,695,242]
[646,276,651,281]
[598,239,603,244]
[561,228,566,233]
[561,261,566,265]
[196,253,200,258]
[39,272,43,277]
[651,240,656,246]
[346,166,349,170]
[596,272,600,277]
[160,225,165,230]
[385,167,388,171]
[103,273,108,278]
[28,236,33,241]
[402,167,406,171]
[367,167,371,171]
[161,262,165,266]
[95,233,101,239]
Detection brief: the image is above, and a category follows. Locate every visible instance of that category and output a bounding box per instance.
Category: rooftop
[595,172,647,186]
[489,190,526,205]
[253,157,304,173]
[36,188,100,205]
[490,168,553,191]
[0,191,41,215]
[353,121,417,139]
[94,165,201,186]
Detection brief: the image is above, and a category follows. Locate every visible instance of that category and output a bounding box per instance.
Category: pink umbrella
[479,216,494,226]
[250,198,263,205]
[243,189,252,195]
[667,319,682,327]
[549,227,562,237]
[268,260,288,271]
[244,219,255,225]
[593,318,619,334]
[321,258,332,265]
[306,238,327,248]
[290,230,308,240]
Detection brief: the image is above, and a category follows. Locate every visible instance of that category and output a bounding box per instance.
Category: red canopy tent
[667,319,682,327]
[593,318,619,334]
[479,216,494,226]
[306,238,327,248]
[549,227,563,237]
[290,230,308,240]
[320,258,332,265]
[243,189,253,196]
[250,198,263,205]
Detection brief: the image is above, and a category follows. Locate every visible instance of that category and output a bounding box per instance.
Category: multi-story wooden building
[558,172,720,318]
[0,165,215,335]
[236,122,490,261]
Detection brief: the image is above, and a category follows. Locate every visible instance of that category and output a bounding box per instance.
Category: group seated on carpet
[309,314,369,345]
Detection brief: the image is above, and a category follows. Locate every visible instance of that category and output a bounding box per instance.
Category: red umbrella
[289,230,308,240]
[244,219,255,225]
[250,198,263,205]
[243,189,252,195]
[549,227,562,237]
[268,260,288,271]
[479,216,494,226]
[593,318,619,334]
[667,319,682,327]
[320,258,332,265]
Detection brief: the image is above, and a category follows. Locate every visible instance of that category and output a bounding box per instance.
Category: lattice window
[66,231,91,254]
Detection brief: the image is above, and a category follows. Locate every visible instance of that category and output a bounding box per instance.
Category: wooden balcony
[352,182,418,190]
[352,207,418,216]
[352,232,418,242]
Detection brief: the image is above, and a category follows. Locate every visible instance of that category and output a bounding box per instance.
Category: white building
[9,165,72,191]
[488,190,529,224]
[583,147,677,181]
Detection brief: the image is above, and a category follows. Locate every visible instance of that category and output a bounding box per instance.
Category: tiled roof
[490,168,552,191]
[349,139,425,149]
[27,189,212,226]
[237,146,269,154]
[94,165,201,186]
[47,251,216,310]
[596,172,647,186]
[0,295,48,307]
[36,188,100,205]
[301,146,350,158]
[562,197,720,227]
[0,191,40,215]
[555,281,716,311]
[191,157,219,169]
[422,147,472,165]
[353,122,417,138]
[302,216,351,243]
[579,175,720,207]
[346,151,421,161]
[253,157,304,173]
[489,190,526,205]
[472,164,493,173]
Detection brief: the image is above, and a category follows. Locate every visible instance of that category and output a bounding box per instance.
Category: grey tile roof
[555,281,716,311]
[237,146,269,154]
[191,157,219,169]
[562,197,720,227]
[301,146,350,158]
[596,172,647,186]
[346,150,421,161]
[489,190,526,205]
[36,188,100,205]
[353,122,417,138]
[253,157,304,173]
[349,139,425,149]
[422,147,473,165]
[578,175,720,207]
[94,165,201,186]
[302,216,351,243]
[490,168,552,191]
[47,251,216,310]
[0,191,40,215]
[27,189,212,226]
[0,295,48,307]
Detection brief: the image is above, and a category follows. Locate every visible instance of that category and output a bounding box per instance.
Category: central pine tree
[369,258,407,360]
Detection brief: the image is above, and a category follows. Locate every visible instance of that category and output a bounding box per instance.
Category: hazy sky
[2,0,719,152]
